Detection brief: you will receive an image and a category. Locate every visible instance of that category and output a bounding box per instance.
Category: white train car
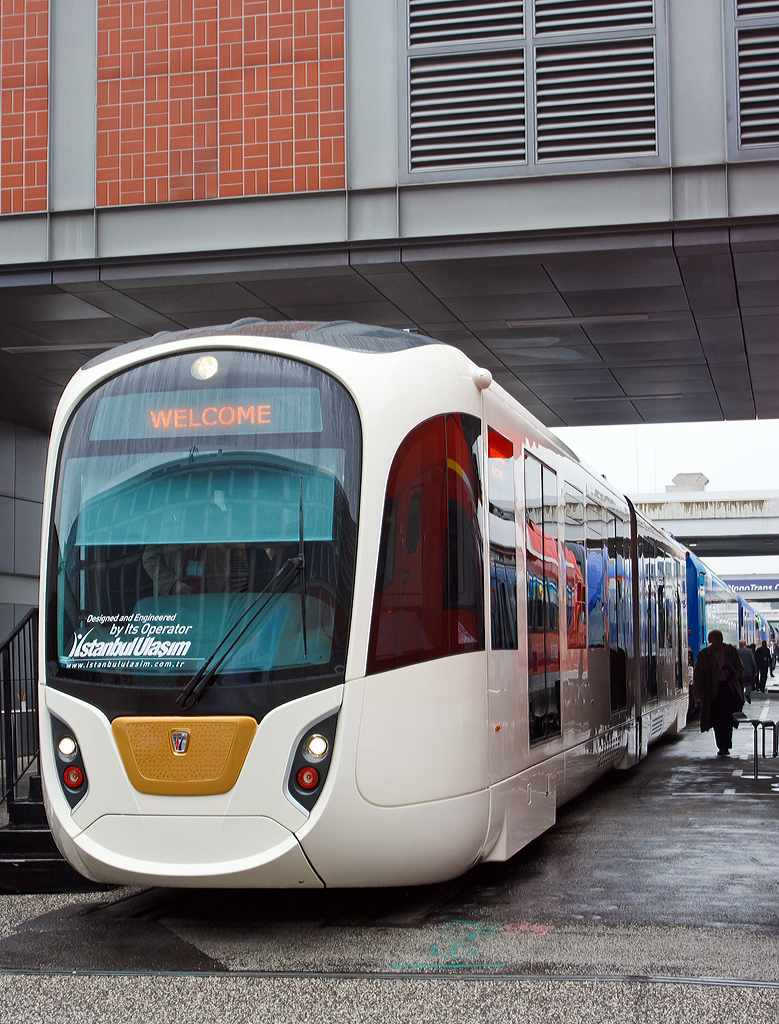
[39,321,688,888]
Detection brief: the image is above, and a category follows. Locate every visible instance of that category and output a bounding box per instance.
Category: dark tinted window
[488,428,518,651]
[587,504,606,648]
[367,414,484,674]
[525,453,561,744]
[564,484,586,650]
[608,514,628,712]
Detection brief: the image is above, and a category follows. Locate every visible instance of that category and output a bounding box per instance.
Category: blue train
[685,549,774,664]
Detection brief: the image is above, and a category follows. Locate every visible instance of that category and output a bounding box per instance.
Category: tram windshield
[48,349,361,706]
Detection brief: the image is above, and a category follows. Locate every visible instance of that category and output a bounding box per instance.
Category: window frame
[726,0,779,160]
[399,0,669,183]
[524,449,562,745]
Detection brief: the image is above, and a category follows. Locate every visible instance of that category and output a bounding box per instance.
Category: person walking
[738,639,757,704]
[755,639,771,693]
[693,630,744,756]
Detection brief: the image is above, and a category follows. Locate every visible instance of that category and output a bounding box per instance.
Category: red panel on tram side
[488,428,513,461]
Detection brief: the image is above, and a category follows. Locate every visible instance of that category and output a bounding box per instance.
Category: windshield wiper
[175,476,309,711]
[175,556,301,710]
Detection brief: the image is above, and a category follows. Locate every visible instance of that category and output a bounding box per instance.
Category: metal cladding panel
[671,167,728,220]
[49,0,97,212]
[398,169,671,235]
[737,25,779,147]
[13,498,42,576]
[0,498,13,574]
[345,0,398,190]
[667,0,726,167]
[729,161,779,215]
[409,50,526,169]
[534,0,653,35]
[96,193,347,259]
[0,214,53,266]
[535,37,657,161]
[409,0,524,46]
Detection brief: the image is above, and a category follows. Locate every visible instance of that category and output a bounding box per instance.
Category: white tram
[39,321,689,888]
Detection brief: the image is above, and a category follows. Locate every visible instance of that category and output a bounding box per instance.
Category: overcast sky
[553,419,779,579]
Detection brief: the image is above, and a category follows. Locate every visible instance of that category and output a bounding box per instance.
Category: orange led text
[149,405,272,430]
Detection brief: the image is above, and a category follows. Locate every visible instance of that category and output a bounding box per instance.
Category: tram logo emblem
[171,730,190,755]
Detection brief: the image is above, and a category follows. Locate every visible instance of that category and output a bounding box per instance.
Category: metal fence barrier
[0,609,39,809]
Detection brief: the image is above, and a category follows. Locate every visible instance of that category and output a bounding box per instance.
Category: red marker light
[63,766,83,789]
[297,766,319,790]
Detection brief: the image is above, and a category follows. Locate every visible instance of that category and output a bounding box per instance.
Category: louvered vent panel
[535,39,656,160]
[738,27,779,146]
[409,0,523,46]
[737,1,779,17]
[535,0,653,34]
[409,51,525,169]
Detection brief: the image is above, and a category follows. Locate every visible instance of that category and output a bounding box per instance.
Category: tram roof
[83,319,442,370]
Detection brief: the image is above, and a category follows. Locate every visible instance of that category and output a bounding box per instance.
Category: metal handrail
[0,608,39,808]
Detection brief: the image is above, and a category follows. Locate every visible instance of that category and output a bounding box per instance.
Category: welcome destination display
[90,388,324,440]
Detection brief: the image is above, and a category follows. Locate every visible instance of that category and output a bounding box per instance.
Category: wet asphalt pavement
[1,696,778,1021]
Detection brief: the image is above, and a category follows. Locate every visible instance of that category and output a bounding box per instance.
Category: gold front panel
[112,716,257,795]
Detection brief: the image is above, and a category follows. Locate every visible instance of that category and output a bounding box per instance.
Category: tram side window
[646,538,658,701]
[658,578,666,650]
[488,429,518,651]
[675,583,684,691]
[367,414,485,674]
[525,453,561,745]
[587,504,606,648]
[564,484,586,650]
[608,514,627,713]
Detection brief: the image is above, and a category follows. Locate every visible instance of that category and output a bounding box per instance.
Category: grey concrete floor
[1,697,779,1021]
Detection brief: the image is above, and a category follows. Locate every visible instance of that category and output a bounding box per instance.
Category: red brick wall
[96,0,344,207]
[0,0,48,214]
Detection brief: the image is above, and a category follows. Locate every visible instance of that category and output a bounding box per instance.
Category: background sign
[723,579,779,593]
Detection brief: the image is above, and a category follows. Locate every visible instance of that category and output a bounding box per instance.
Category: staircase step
[8,799,48,827]
[0,826,59,856]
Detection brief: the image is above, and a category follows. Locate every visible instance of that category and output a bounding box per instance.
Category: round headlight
[306,734,328,759]
[191,355,218,380]
[57,736,77,758]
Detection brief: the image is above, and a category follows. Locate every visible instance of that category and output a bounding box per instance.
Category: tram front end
[40,341,362,887]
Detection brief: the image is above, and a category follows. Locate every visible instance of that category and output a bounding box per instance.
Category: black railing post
[2,641,14,804]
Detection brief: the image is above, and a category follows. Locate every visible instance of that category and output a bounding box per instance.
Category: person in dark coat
[737,639,757,704]
[755,640,771,693]
[692,630,744,756]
